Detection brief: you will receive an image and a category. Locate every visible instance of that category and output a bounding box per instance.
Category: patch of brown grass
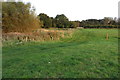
[2,28,74,42]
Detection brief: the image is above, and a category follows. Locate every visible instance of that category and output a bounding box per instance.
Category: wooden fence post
[106,33,109,40]
[25,36,28,42]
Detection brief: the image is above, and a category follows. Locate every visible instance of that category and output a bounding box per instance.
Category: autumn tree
[2,2,41,33]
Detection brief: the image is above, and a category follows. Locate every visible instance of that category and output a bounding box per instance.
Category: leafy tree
[2,2,41,33]
[55,14,69,28]
[38,13,52,28]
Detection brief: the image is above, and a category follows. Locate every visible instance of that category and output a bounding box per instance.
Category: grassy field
[2,29,119,78]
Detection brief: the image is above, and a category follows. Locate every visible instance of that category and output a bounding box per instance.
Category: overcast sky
[6,0,120,21]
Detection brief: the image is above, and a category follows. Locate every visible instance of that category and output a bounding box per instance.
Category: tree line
[80,17,119,28]
[38,13,80,28]
[38,13,119,29]
[2,2,120,33]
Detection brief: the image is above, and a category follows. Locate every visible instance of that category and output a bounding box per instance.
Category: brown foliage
[2,2,41,33]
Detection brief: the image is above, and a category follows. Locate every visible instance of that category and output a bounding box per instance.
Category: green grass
[2,29,119,78]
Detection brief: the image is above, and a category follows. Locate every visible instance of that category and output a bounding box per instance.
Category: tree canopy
[2,2,41,33]
[55,14,70,28]
[38,13,52,28]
